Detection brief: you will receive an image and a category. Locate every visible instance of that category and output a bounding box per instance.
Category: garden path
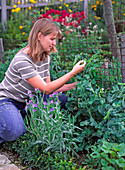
[0,153,20,170]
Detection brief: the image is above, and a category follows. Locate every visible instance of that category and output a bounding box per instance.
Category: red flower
[80,17,83,20]
[80,11,85,16]
[65,30,69,34]
[82,29,85,34]
[62,10,66,14]
[77,20,81,24]
[54,10,61,15]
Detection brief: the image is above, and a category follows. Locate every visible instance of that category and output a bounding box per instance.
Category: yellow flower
[69,9,72,13]
[94,16,98,19]
[96,1,99,5]
[80,0,83,1]
[98,17,101,20]
[29,0,36,4]
[66,4,69,7]
[19,25,23,29]
[73,6,76,8]
[100,3,103,5]
[124,14,125,16]
[22,32,26,35]
[64,3,66,5]
[60,0,63,1]
[18,1,21,4]
[94,8,96,11]
[11,9,15,12]
[59,6,62,9]
[91,5,96,9]
[15,7,20,12]
[13,5,17,8]
[46,7,49,10]
[112,1,115,4]
[29,6,32,10]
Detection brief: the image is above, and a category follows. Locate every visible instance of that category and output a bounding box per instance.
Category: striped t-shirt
[0,51,50,102]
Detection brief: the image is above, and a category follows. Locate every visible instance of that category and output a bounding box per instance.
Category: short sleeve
[14,55,38,80]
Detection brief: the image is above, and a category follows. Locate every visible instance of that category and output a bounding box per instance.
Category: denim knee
[0,99,26,142]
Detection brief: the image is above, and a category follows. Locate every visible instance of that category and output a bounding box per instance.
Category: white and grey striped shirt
[0,51,50,102]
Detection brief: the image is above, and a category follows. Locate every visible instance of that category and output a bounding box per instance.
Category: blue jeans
[0,93,68,144]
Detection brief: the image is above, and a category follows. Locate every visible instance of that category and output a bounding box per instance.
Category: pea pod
[104,108,113,120]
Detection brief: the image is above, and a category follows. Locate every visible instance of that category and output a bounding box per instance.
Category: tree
[103,0,121,61]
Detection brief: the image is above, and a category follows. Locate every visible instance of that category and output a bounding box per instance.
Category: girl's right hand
[71,60,86,75]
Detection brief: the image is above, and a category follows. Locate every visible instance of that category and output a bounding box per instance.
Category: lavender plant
[25,89,81,157]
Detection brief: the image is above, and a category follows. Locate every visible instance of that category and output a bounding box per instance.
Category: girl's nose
[53,39,56,46]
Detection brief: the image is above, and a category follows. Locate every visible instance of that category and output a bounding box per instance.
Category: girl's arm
[26,60,86,94]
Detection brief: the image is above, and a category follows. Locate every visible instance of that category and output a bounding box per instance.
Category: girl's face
[38,32,57,52]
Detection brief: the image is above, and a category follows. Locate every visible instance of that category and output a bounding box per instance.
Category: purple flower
[49,94,53,97]
[49,114,52,117]
[50,100,54,104]
[35,88,39,92]
[33,104,37,108]
[43,101,48,105]
[28,90,31,94]
[25,106,28,109]
[29,94,33,98]
[55,101,58,105]
[50,108,54,111]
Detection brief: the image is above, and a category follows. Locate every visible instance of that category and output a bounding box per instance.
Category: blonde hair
[27,18,62,62]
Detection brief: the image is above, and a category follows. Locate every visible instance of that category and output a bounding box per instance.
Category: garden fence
[0,0,125,87]
[0,34,125,86]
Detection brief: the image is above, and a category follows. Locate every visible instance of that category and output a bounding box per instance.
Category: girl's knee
[0,123,26,142]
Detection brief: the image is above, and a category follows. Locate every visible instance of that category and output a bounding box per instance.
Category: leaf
[101,159,109,167]
[102,166,115,170]
[115,158,125,168]
[80,120,90,126]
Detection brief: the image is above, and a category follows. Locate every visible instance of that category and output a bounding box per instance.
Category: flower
[29,6,32,10]
[66,4,69,7]
[46,7,49,10]
[49,114,52,117]
[13,5,17,8]
[68,9,72,13]
[29,0,36,4]
[18,1,21,4]
[59,6,62,9]
[11,9,15,12]
[93,25,98,29]
[50,108,54,111]
[15,7,21,12]
[19,25,23,29]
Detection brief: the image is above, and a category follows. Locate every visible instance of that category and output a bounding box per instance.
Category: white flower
[93,25,98,29]
[89,22,92,25]
[101,28,104,32]
[77,26,81,29]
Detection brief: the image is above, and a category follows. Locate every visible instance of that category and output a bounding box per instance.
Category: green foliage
[1,133,83,169]
[89,140,125,169]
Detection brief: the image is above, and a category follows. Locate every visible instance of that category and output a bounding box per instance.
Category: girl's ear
[37,32,42,41]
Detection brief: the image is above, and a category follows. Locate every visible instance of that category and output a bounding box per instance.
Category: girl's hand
[71,60,86,75]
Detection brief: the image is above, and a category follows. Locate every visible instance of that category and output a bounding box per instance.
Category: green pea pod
[122,95,125,108]
[118,82,125,86]
[73,56,78,66]
[104,108,113,120]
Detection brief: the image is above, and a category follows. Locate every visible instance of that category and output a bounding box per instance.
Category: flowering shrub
[25,89,81,156]
[38,8,87,36]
